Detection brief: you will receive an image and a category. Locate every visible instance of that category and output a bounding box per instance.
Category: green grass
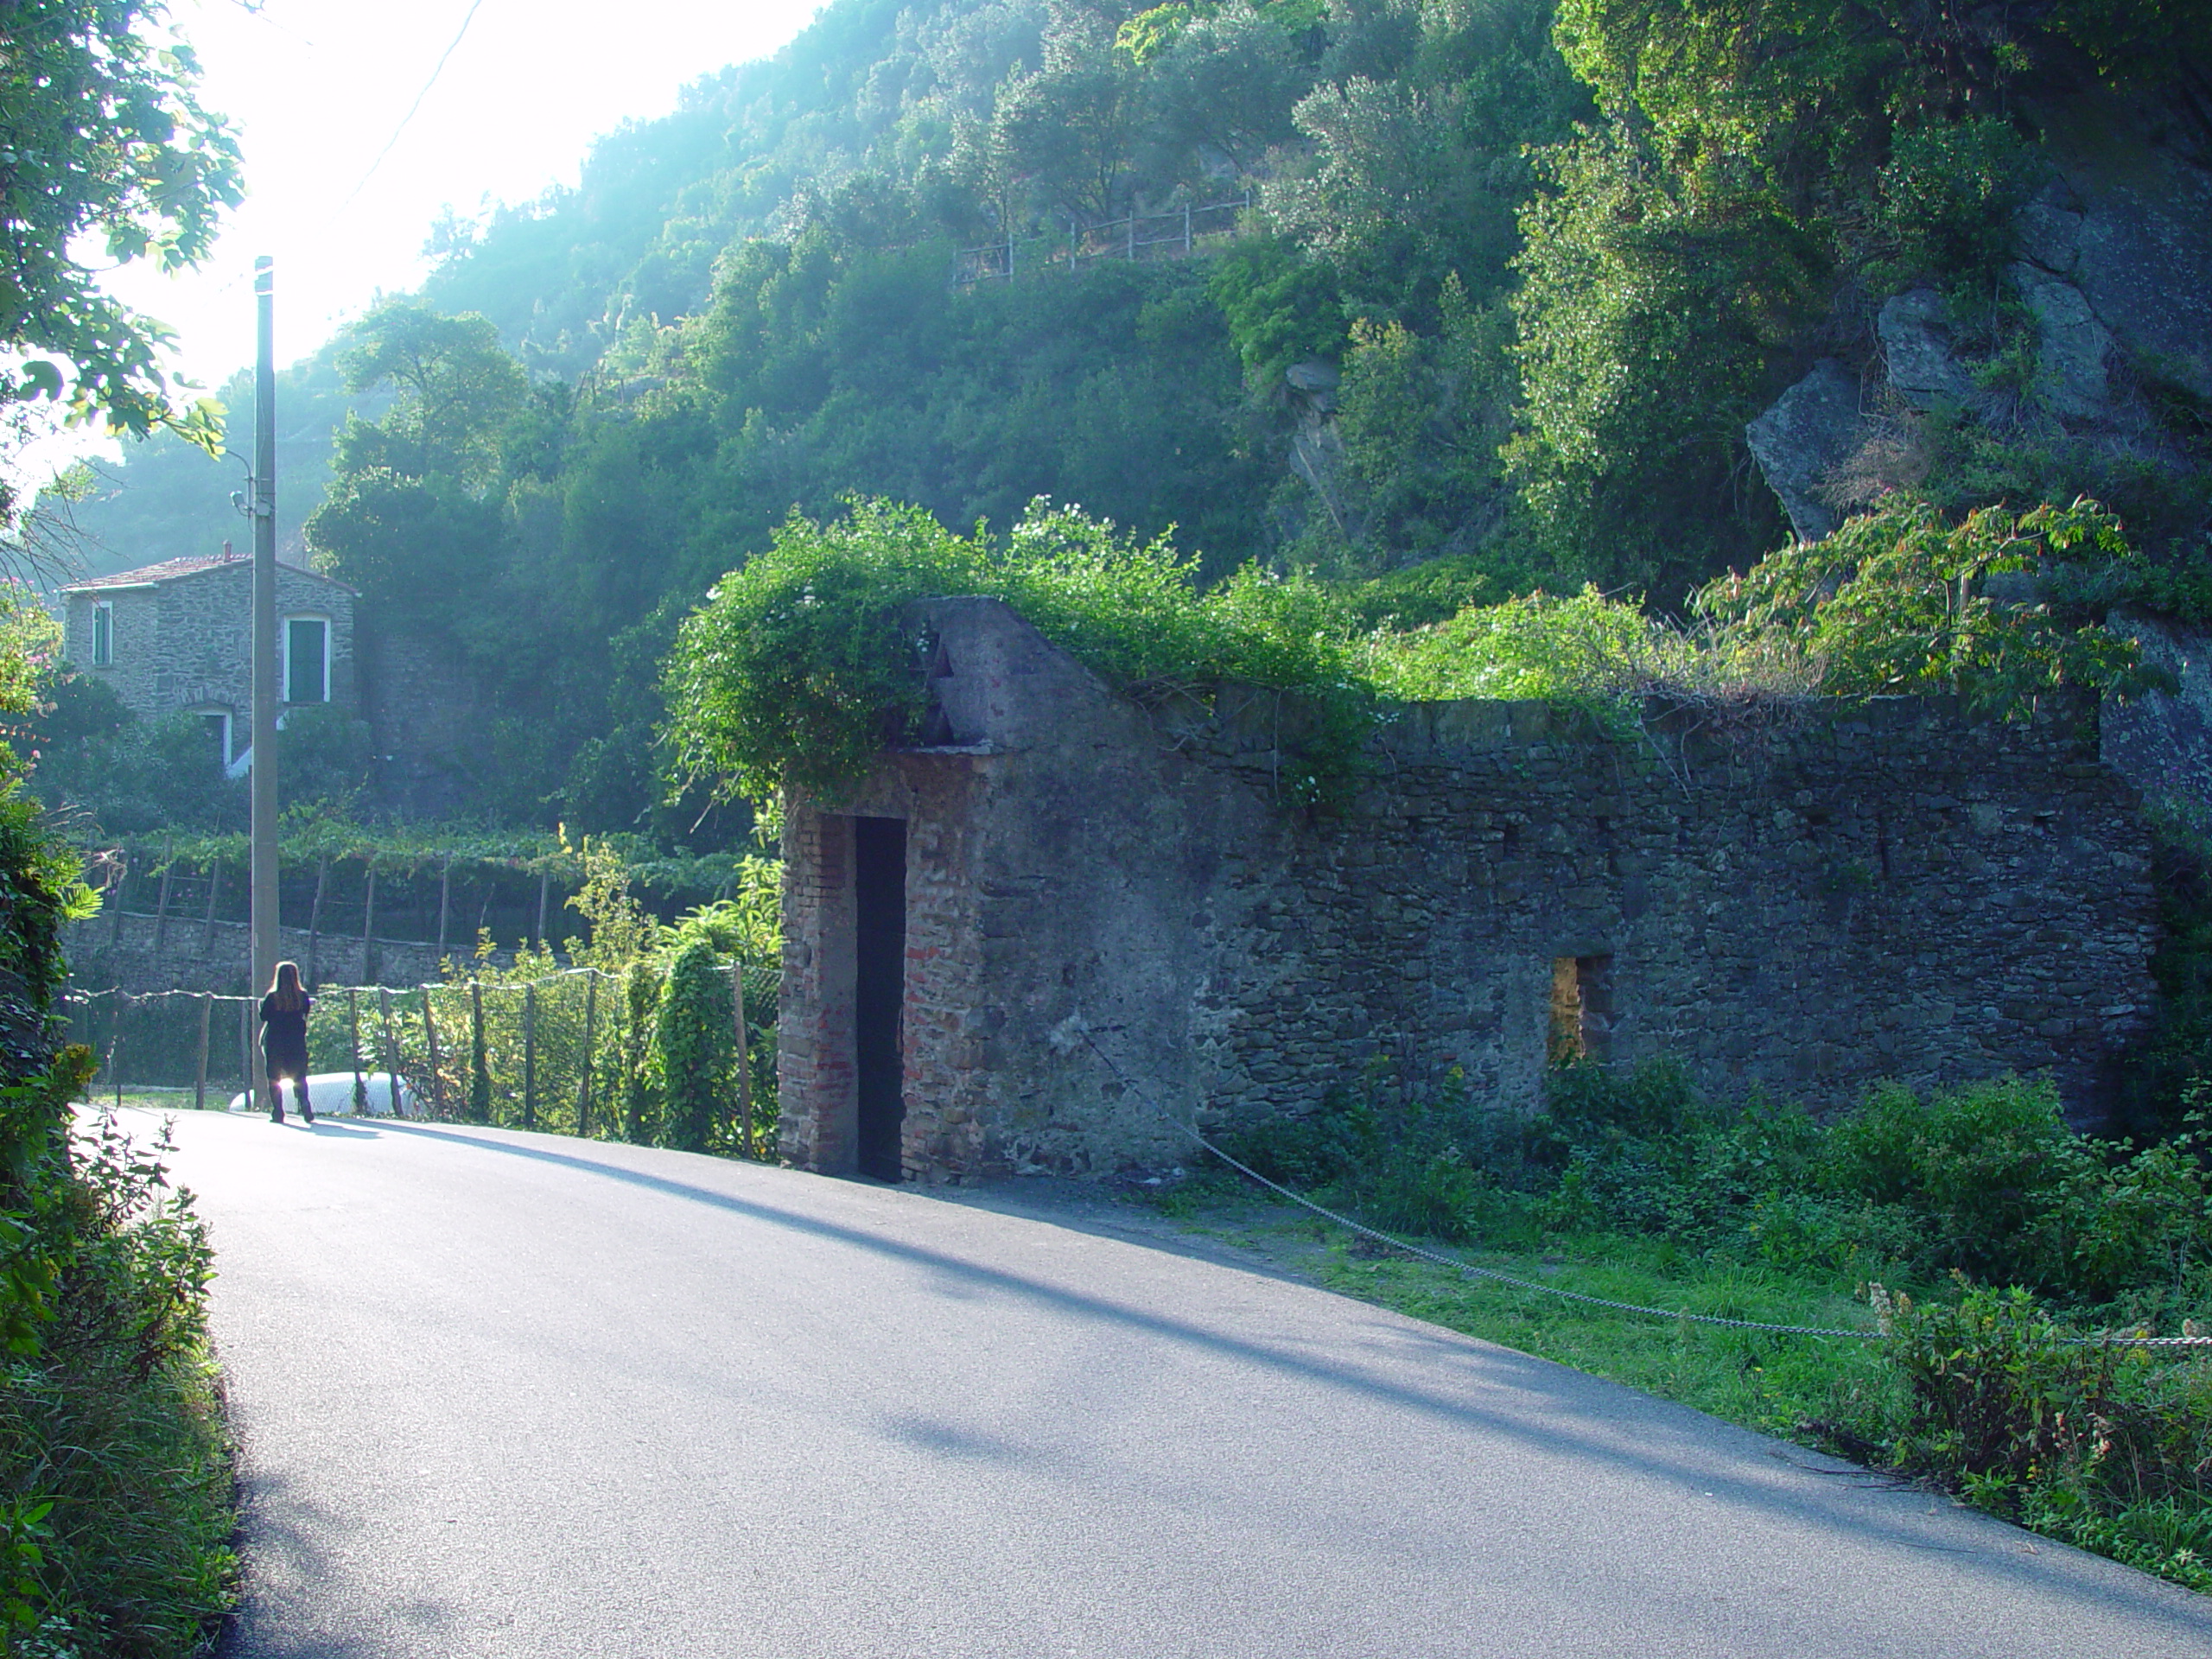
[1153,1179,2212,1594]
[0,1328,237,1656]
[1162,1189,1896,1440]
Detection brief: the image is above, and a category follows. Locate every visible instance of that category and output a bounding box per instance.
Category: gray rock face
[1745,359,1865,542]
[1877,289,1975,409]
[2037,91,2212,400]
[2103,609,2212,816]
[2009,262,2113,420]
[2015,198,2085,276]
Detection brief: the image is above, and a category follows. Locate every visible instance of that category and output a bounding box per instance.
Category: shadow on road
[365,1122,2205,1632]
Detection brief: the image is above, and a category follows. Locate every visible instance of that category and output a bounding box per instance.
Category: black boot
[270,1099,285,1124]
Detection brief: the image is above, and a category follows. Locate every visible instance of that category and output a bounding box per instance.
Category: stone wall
[66,910,454,997]
[779,598,2161,1185]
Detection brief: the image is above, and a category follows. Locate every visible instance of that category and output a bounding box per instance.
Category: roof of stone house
[60,551,356,594]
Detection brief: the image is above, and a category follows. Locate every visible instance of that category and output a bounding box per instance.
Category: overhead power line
[338,0,491,211]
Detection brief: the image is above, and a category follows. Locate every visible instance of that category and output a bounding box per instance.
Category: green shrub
[665,497,1378,810]
[1869,1284,2212,1556]
[653,936,737,1154]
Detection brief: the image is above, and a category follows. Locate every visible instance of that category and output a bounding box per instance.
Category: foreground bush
[0,1061,234,1655]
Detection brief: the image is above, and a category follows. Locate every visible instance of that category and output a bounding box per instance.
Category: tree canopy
[0,0,241,505]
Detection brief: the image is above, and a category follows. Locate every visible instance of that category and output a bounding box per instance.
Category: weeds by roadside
[0,1058,236,1656]
[1179,1059,2212,1593]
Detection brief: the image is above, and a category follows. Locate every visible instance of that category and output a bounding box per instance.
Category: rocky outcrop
[1743,359,1866,542]
[2008,261,2113,421]
[1877,289,1977,410]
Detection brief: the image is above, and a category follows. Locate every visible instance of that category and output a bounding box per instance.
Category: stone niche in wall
[777,597,2161,1185]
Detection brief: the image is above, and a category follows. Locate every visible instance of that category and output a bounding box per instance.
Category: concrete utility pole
[249,255,279,1078]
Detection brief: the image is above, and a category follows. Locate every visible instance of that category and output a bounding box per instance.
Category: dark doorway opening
[854,817,907,1181]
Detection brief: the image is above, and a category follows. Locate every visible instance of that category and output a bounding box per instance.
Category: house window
[283,616,329,703]
[91,602,113,666]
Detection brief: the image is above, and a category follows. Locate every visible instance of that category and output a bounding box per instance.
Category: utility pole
[249,255,279,1090]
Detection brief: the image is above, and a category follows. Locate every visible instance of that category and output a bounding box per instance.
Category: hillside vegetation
[47,0,2212,837]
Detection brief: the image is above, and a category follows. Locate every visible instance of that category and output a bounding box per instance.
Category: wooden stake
[347,987,365,1114]
[361,864,378,982]
[307,855,328,987]
[111,995,125,1109]
[436,861,452,958]
[151,862,174,956]
[732,962,753,1159]
[578,970,598,1137]
[470,979,486,1121]
[522,982,537,1129]
[109,860,127,946]
[194,992,211,1111]
[422,987,447,1118]
[201,861,222,955]
[533,872,549,950]
[379,988,403,1117]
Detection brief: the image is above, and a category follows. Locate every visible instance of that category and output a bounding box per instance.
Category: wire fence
[953,194,1251,285]
[1077,1030,2212,1352]
[64,960,779,1157]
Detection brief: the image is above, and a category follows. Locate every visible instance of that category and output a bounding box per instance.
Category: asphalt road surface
[125,1107,2212,1659]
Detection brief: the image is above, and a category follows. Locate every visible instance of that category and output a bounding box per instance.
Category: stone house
[777,597,2161,1185]
[60,550,357,766]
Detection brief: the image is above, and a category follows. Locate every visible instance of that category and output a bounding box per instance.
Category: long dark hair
[267,960,308,1013]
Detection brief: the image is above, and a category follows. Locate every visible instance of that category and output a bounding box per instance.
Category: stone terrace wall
[779,599,2161,1185]
[65,910,453,996]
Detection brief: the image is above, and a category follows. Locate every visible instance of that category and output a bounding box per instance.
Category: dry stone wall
[779,599,2161,1185]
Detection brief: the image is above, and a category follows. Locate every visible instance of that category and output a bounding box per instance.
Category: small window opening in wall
[283,616,329,703]
[1548,954,1615,1064]
[91,601,113,666]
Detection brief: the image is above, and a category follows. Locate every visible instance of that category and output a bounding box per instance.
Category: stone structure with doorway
[59,549,357,768]
[777,598,2162,1185]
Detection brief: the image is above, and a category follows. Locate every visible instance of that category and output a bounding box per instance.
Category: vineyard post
[436,861,452,958]
[470,979,486,1121]
[522,982,537,1129]
[422,987,447,1117]
[194,992,212,1111]
[731,962,753,1158]
[361,863,378,983]
[112,995,125,1109]
[533,872,550,950]
[347,987,366,1114]
[378,988,403,1117]
[578,970,598,1138]
[151,860,173,957]
[307,855,328,986]
[109,858,127,946]
[201,860,222,955]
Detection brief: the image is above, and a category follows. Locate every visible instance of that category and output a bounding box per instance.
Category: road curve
[122,1107,2212,1659]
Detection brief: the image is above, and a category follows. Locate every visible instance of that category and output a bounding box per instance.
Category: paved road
[125,1108,2212,1659]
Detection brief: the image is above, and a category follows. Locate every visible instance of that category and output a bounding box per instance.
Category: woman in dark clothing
[259,960,315,1124]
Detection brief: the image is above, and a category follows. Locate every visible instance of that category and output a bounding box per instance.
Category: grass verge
[1152,1176,2212,1594]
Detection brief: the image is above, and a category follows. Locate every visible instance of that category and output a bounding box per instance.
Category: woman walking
[260,960,315,1124]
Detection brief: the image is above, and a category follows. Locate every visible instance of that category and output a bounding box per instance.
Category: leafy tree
[1694,497,2158,713]
[1505,126,1822,598]
[0,0,242,493]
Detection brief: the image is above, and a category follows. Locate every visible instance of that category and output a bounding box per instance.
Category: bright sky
[29,0,823,483]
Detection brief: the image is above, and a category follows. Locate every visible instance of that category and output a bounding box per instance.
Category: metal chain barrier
[1079,1031,2212,1351]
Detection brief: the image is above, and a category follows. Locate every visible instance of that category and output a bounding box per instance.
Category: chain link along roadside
[1077,1030,2212,1351]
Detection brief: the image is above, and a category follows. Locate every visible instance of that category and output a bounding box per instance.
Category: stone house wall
[778,598,2161,1185]
[61,559,357,753]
